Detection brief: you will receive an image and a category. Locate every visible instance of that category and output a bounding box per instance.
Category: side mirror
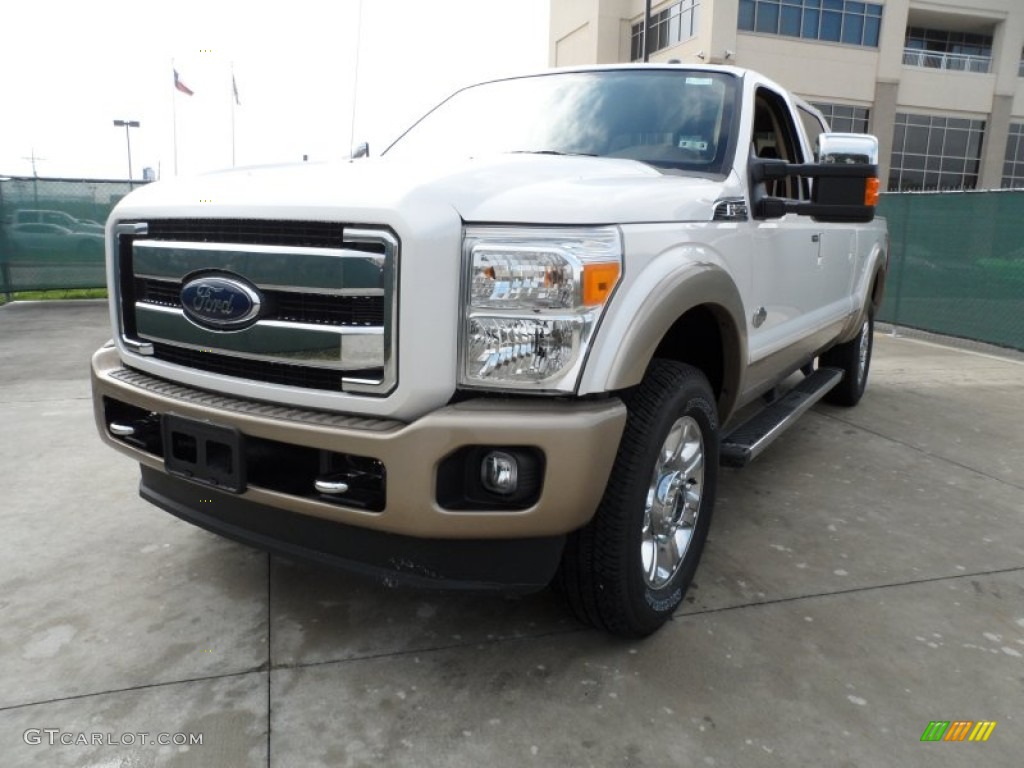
[350,142,370,160]
[811,134,879,222]
[750,133,880,223]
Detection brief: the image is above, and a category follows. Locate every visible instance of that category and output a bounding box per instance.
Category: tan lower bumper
[91,346,627,539]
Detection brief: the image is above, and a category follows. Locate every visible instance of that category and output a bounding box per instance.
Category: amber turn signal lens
[864,177,880,207]
[582,262,621,306]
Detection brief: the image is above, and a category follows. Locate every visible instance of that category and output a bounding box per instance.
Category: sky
[0,0,550,180]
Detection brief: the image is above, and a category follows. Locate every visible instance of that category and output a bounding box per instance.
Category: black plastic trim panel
[139,467,565,592]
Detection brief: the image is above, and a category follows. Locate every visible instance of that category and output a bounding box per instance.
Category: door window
[752,88,809,199]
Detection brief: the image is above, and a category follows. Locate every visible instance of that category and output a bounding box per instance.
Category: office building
[550,0,1024,190]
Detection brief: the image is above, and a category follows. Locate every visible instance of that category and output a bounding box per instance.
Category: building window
[738,0,882,48]
[888,113,985,192]
[630,1,700,61]
[902,27,992,73]
[811,102,870,133]
[798,107,826,156]
[1002,123,1024,188]
[630,21,644,61]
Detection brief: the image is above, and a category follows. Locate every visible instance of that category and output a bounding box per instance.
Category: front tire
[556,360,718,638]
[820,311,873,406]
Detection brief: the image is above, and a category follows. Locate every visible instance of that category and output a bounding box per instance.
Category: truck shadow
[264,554,580,666]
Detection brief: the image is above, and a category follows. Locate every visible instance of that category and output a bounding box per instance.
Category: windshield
[384,69,740,175]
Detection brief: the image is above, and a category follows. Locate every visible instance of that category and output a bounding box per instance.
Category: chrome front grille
[114,219,398,395]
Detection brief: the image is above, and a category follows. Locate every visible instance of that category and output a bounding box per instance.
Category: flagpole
[231,62,236,167]
[172,60,179,175]
[349,0,363,156]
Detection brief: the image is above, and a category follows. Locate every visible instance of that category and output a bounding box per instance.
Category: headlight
[460,226,622,391]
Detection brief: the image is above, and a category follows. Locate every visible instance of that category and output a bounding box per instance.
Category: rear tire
[820,312,873,407]
[556,360,718,638]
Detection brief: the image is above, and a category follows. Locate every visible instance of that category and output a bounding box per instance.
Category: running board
[720,367,843,468]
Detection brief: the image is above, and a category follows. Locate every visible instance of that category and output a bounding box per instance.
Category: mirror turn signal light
[865,177,880,207]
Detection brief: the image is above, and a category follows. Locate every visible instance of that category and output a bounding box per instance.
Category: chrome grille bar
[134,303,385,370]
[133,240,386,292]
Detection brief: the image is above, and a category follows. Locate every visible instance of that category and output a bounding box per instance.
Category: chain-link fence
[0,175,145,297]
[877,190,1024,351]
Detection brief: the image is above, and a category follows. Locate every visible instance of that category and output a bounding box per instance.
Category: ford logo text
[180,275,262,330]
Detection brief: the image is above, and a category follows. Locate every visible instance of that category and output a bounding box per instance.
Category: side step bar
[720,367,843,468]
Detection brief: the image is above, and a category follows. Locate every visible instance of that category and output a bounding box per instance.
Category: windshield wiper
[509,150,598,157]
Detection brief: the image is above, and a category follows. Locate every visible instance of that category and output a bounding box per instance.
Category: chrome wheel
[641,415,705,589]
[856,318,870,388]
[557,360,718,637]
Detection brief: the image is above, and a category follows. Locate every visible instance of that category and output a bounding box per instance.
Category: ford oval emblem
[180,275,262,330]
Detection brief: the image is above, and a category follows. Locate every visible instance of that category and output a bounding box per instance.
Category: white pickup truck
[91,64,888,637]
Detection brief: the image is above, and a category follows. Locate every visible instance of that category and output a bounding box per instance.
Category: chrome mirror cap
[817,133,879,165]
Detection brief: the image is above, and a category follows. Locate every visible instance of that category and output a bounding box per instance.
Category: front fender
[580,253,747,422]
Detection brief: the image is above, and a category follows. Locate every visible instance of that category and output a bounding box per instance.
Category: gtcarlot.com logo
[23,729,203,747]
[920,720,996,743]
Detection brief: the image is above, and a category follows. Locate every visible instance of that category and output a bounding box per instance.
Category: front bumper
[91,346,626,544]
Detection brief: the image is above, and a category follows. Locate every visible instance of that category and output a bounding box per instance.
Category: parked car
[5,221,103,262]
[11,209,105,235]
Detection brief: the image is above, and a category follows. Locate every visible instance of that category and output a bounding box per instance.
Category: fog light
[481,451,518,495]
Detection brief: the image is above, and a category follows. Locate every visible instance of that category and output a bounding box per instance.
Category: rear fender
[836,233,888,343]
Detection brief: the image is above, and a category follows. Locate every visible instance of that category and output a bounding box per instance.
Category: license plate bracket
[162,414,246,493]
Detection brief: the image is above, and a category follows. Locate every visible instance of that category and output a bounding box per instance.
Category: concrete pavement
[0,301,1021,767]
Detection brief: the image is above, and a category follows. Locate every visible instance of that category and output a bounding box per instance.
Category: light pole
[643,0,652,61]
[113,120,140,181]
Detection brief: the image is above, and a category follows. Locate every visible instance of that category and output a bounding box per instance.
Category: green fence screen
[877,191,1024,351]
[0,175,144,296]
[2,177,1021,350]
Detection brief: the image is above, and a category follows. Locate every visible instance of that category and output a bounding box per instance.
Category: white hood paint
[113,154,727,226]
[108,153,739,421]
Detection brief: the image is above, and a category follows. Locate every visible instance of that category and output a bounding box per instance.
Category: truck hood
[113,154,730,226]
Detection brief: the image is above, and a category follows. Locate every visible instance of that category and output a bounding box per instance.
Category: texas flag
[174,69,194,96]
